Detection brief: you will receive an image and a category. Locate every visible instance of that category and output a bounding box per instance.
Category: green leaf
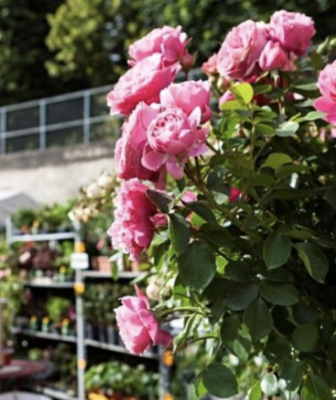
[202,363,238,398]
[230,82,254,104]
[248,381,263,400]
[169,214,190,255]
[256,123,274,135]
[264,340,292,364]
[254,173,276,187]
[284,229,312,240]
[296,111,327,122]
[207,166,230,204]
[226,283,259,311]
[146,189,173,213]
[275,164,309,179]
[185,201,217,224]
[293,82,318,91]
[221,315,240,343]
[280,360,304,392]
[263,268,294,283]
[178,241,216,289]
[295,242,329,283]
[293,304,318,324]
[262,153,293,169]
[253,84,272,95]
[260,282,299,306]
[225,260,252,282]
[226,328,251,361]
[263,231,291,270]
[261,373,278,396]
[292,323,318,352]
[275,121,299,137]
[220,99,248,111]
[301,374,333,400]
[244,298,273,341]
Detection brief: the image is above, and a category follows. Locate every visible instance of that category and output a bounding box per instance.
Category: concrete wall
[0,141,117,205]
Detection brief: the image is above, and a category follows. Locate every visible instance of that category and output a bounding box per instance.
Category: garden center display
[91,10,336,400]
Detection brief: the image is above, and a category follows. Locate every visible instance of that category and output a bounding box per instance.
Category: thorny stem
[185,162,262,243]
[156,306,209,319]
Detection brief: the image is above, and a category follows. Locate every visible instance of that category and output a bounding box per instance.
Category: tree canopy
[1,0,336,106]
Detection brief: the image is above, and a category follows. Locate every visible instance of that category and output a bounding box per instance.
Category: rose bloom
[202,53,218,75]
[217,20,267,81]
[315,61,336,101]
[269,10,315,56]
[259,40,291,71]
[160,80,212,123]
[314,61,336,125]
[115,285,172,354]
[142,107,208,179]
[107,53,179,116]
[229,187,241,203]
[129,26,189,66]
[115,102,162,181]
[108,179,157,260]
[219,91,235,107]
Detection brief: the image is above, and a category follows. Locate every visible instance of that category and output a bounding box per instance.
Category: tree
[0,0,62,106]
[46,0,336,90]
[46,0,148,88]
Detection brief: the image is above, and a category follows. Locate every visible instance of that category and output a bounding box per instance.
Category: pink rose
[229,187,241,203]
[314,97,336,125]
[160,80,212,123]
[269,10,315,56]
[316,61,336,101]
[182,190,197,204]
[219,91,235,107]
[217,20,268,81]
[107,53,179,116]
[142,108,208,179]
[108,179,158,260]
[259,40,291,71]
[115,103,162,181]
[313,61,336,125]
[115,285,172,354]
[202,53,218,75]
[129,26,189,66]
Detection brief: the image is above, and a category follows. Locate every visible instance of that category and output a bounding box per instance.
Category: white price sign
[71,252,89,270]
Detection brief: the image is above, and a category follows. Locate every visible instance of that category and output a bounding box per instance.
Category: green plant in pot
[0,268,22,345]
[46,297,72,334]
[12,208,37,233]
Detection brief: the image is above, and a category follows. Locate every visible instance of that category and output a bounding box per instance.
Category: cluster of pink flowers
[107,179,159,261]
[107,26,212,261]
[115,285,172,354]
[203,10,315,80]
[314,61,336,125]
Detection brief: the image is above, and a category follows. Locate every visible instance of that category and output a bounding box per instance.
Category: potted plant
[12,208,37,233]
[46,296,72,334]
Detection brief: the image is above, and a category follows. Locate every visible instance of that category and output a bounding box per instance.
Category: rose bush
[91,8,336,400]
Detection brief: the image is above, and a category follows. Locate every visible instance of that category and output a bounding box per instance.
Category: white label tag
[70,252,89,270]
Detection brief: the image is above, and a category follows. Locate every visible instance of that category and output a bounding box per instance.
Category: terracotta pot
[97,256,112,273]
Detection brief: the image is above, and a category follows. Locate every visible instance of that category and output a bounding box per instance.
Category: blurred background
[1,0,335,207]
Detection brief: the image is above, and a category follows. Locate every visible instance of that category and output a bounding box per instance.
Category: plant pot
[97,256,112,273]
[3,348,14,365]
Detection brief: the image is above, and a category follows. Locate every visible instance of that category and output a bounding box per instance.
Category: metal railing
[0,85,121,154]
[0,69,203,154]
